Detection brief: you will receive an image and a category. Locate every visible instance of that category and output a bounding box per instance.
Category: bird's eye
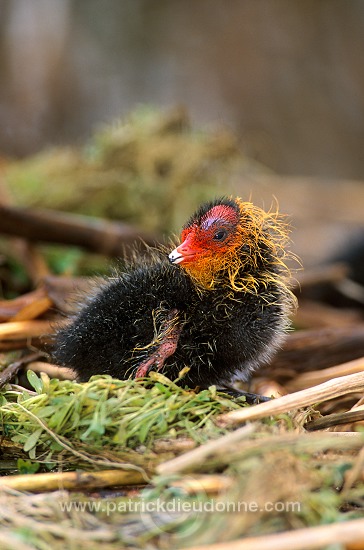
[213,229,228,241]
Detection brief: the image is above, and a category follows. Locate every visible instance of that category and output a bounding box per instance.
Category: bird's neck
[184,262,274,294]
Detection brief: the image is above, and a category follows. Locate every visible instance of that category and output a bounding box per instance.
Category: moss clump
[5,106,240,234]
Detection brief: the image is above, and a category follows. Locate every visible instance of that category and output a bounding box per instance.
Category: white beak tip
[169,249,184,264]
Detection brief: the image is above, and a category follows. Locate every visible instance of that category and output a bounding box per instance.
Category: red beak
[169,234,196,264]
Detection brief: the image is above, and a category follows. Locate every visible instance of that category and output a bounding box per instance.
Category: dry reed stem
[157,424,255,475]
[0,320,53,339]
[305,409,364,431]
[159,430,363,475]
[171,474,234,495]
[287,356,364,392]
[218,370,364,427]
[0,468,145,492]
[10,296,53,321]
[25,361,76,380]
[186,517,364,550]
[0,287,49,320]
[153,438,197,453]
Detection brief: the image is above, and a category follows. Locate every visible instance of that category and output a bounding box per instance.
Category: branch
[265,325,364,375]
[0,205,159,256]
[218,369,364,427]
[0,352,44,389]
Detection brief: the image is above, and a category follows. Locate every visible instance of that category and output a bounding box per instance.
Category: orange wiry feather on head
[180,197,297,300]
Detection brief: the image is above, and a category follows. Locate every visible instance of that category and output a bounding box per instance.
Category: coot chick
[53,197,296,399]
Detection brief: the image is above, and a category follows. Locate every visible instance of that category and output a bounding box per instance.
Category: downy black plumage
[53,197,296,394]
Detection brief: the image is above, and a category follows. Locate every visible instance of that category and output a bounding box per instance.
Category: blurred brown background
[0,0,363,266]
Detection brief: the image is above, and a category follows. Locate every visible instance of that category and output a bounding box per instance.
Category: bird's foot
[220,387,272,404]
[135,309,182,378]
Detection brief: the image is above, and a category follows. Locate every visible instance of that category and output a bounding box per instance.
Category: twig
[186,517,364,550]
[157,424,255,475]
[304,409,364,431]
[0,469,145,492]
[286,356,364,392]
[0,287,50,322]
[171,474,234,495]
[153,438,197,453]
[0,352,44,389]
[0,205,158,255]
[0,320,54,340]
[10,296,53,321]
[25,361,76,380]
[218,370,364,427]
[264,326,364,375]
[158,430,363,475]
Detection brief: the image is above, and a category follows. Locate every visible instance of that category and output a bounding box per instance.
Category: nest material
[0,107,363,549]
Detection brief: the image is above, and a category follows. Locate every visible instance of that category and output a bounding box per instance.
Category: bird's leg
[135,309,182,378]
